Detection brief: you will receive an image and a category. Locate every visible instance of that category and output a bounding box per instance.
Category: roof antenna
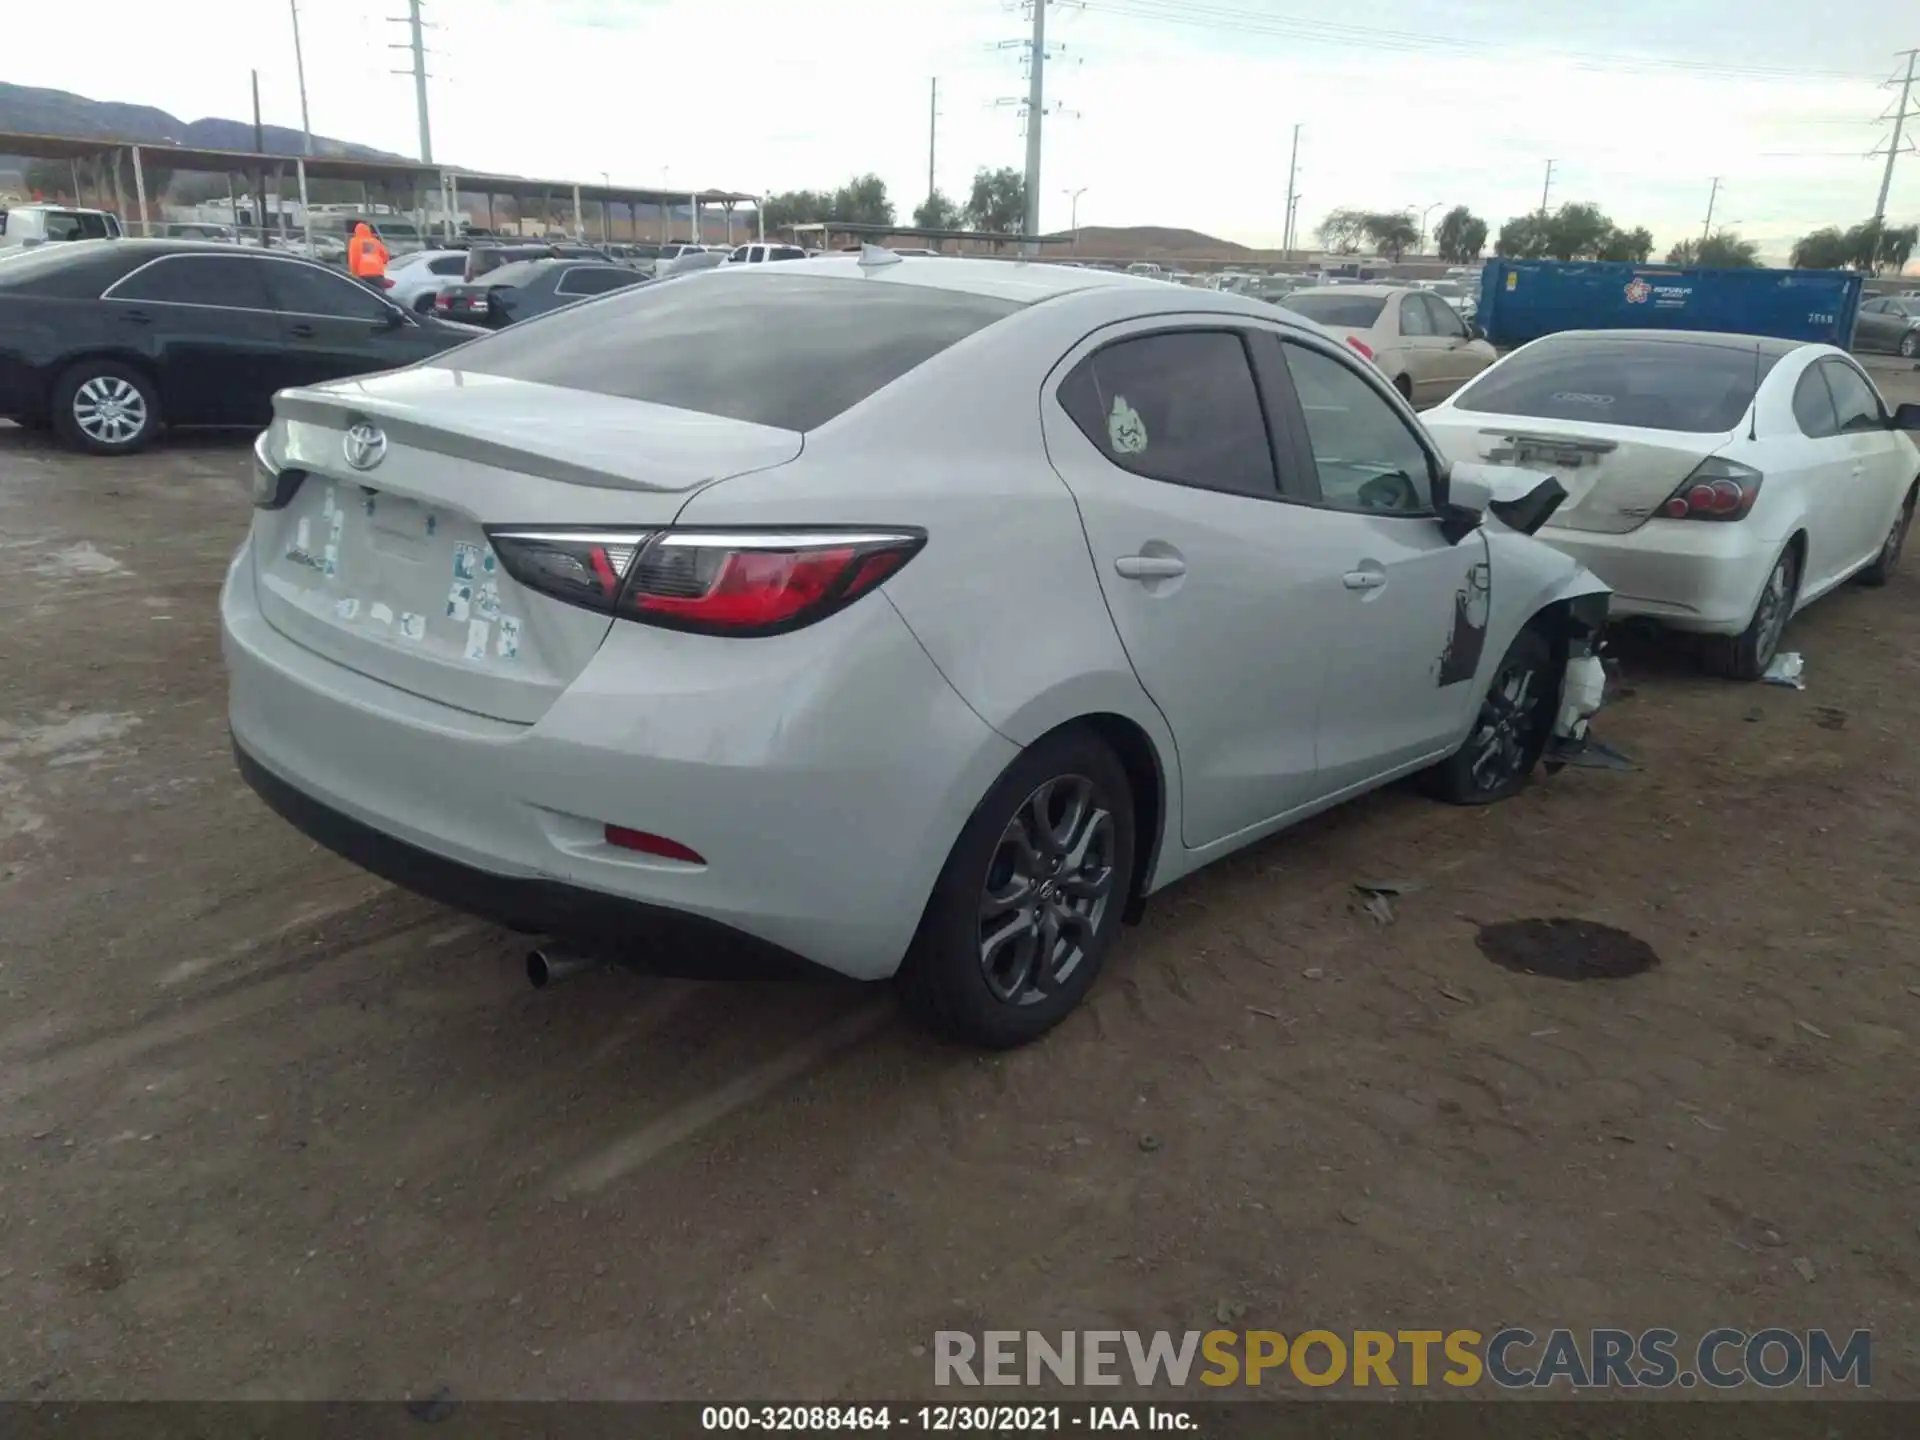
[857,243,902,270]
[1748,342,1761,442]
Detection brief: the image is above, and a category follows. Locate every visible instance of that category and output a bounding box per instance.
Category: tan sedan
[1278,284,1497,407]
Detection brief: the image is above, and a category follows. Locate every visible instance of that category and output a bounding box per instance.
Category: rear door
[1419,292,1487,396]
[100,252,285,424]
[262,257,441,386]
[1392,292,1447,404]
[1042,324,1333,846]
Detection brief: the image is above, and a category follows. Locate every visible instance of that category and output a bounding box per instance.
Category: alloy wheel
[1752,553,1794,666]
[72,376,148,446]
[1883,497,1914,572]
[1902,332,1919,359]
[1467,662,1545,794]
[978,774,1117,1005]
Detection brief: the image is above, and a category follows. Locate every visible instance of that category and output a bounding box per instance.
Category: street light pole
[1419,202,1441,256]
[1063,186,1086,251]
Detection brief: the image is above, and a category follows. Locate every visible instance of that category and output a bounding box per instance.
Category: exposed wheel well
[1041,713,1166,927]
[55,352,162,396]
[1393,372,1413,397]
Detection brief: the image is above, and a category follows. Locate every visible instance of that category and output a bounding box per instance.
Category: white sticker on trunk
[453,542,481,581]
[329,507,344,543]
[334,597,360,620]
[465,619,491,662]
[295,517,311,551]
[497,615,521,660]
[481,546,498,576]
[399,612,426,642]
[475,580,500,621]
[370,601,394,627]
[321,542,339,578]
[446,581,472,621]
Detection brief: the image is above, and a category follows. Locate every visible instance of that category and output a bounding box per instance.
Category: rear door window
[435,273,1025,431]
[108,254,273,310]
[429,255,466,275]
[1792,367,1840,438]
[1056,330,1278,499]
[1820,359,1885,433]
[1451,337,1781,432]
[555,266,634,297]
[1398,294,1433,336]
[263,259,395,320]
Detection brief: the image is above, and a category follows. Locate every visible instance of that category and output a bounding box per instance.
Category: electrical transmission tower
[1868,48,1919,266]
[995,0,1079,250]
[389,0,435,164]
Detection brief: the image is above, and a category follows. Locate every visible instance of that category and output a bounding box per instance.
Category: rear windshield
[434,273,1026,431]
[479,260,553,287]
[469,247,541,274]
[1452,337,1783,432]
[1281,293,1388,328]
[0,241,132,297]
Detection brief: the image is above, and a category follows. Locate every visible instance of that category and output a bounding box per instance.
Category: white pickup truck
[0,204,124,250]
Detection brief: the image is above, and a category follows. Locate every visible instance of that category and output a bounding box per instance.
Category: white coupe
[1422,330,1920,678]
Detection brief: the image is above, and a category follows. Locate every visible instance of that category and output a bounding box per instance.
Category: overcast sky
[9,0,1917,261]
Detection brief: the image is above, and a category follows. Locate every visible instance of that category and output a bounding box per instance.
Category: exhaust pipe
[526,944,602,989]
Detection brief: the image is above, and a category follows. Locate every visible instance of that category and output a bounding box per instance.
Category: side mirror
[1465,320,1485,342]
[1892,402,1920,431]
[1433,464,1489,545]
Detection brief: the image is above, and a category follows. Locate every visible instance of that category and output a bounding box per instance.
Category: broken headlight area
[1544,597,1636,771]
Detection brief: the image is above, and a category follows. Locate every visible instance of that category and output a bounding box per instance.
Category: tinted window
[109,254,273,309]
[41,210,115,241]
[482,261,556,288]
[729,247,751,263]
[555,266,635,297]
[773,247,808,261]
[1821,360,1884,433]
[437,273,1023,432]
[1056,331,1276,499]
[429,255,466,275]
[263,259,394,320]
[630,244,661,259]
[1398,295,1433,336]
[1281,293,1388,328]
[1280,342,1433,513]
[1862,298,1887,313]
[1792,367,1839,439]
[1452,337,1780,433]
[0,242,139,298]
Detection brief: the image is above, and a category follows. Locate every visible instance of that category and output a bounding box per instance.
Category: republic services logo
[1625,279,1653,304]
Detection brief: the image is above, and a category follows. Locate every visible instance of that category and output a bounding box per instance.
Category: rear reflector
[488,527,925,637]
[604,825,705,863]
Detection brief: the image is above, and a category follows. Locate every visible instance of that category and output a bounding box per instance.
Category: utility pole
[251,69,271,246]
[1870,48,1919,269]
[289,0,313,156]
[1701,176,1720,244]
[927,78,938,207]
[1282,123,1300,255]
[1022,0,1047,251]
[1063,186,1086,250]
[390,0,433,163]
[1538,159,1555,219]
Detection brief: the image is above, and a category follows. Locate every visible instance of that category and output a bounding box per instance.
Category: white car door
[1042,324,1333,848]
[1818,357,1909,572]
[1265,333,1493,790]
[1784,360,1858,594]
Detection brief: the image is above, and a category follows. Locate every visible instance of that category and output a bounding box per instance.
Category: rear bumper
[222,542,1018,980]
[1535,520,1779,633]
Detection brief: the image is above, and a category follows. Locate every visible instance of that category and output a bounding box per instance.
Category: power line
[1085,0,1881,83]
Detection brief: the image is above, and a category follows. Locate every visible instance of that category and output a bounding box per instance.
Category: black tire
[1426,625,1557,806]
[50,360,161,455]
[1857,486,1916,588]
[1901,331,1919,359]
[898,727,1136,1049]
[1702,543,1799,680]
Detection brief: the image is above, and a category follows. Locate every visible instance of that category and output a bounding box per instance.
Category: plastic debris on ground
[1761,652,1805,689]
[1544,733,1639,771]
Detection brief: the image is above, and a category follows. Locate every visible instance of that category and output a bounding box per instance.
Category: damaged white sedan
[226,252,1609,1050]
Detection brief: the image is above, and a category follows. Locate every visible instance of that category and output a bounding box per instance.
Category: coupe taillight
[1659,457,1764,522]
[486,527,925,636]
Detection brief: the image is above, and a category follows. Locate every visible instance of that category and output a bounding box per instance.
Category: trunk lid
[1426,412,1729,536]
[250,369,803,723]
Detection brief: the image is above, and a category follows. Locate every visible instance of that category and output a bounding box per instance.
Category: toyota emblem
[342,422,388,471]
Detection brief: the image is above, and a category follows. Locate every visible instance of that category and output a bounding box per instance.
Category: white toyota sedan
[225,253,1612,1048]
[1422,330,1920,679]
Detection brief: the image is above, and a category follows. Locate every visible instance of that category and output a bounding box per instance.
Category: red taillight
[487,528,925,636]
[1345,335,1375,362]
[604,825,705,864]
[1659,459,1764,522]
[435,293,452,310]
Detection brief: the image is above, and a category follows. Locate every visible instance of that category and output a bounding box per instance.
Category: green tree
[963,166,1026,234]
[1668,233,1760,267]
[829,173,894,227]
[1790,226,1850,269]
[1315,206,1369,254]
[1540,202,1614,260]
[760,189,832,231]
[912,191,960,231]
[1434,205,1488,263]
[1495,213,1551,258]
[1361,211,1419,260]
[1596,226,1654,262]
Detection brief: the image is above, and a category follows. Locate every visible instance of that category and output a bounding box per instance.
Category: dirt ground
[4,364,1920,1403]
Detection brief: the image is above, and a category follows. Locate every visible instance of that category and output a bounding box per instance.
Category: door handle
[120,310,153,326]
[287,323,316,339]
[1343,569,1388,590]
[1114,554,1187,580]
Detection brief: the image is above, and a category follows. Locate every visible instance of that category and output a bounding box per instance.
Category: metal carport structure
[446,173,760,247]
[785,220,1073,255]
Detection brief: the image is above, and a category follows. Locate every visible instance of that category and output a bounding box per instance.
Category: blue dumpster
[1475,259,1863,349]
